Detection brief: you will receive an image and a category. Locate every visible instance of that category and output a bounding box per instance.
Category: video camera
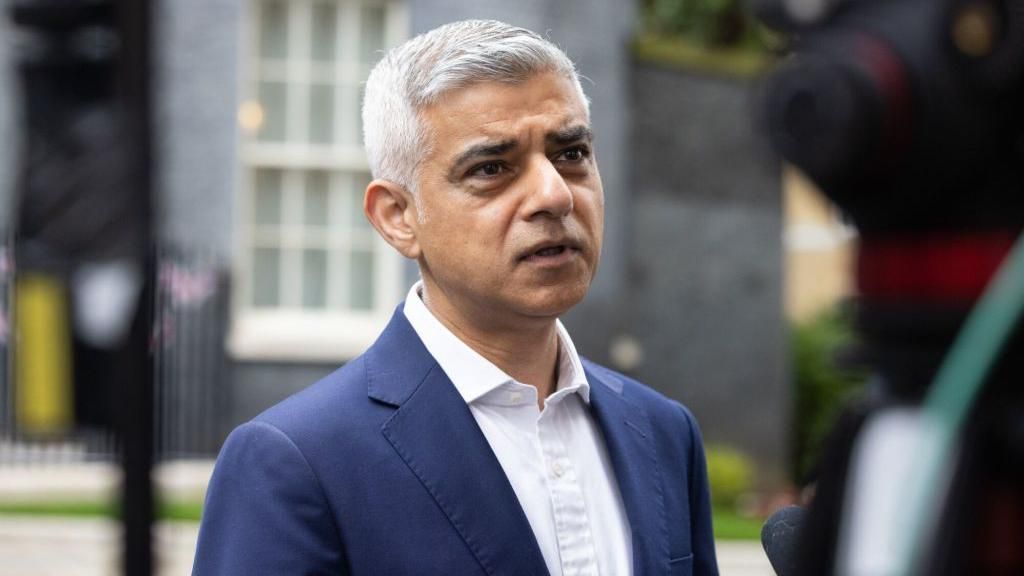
[753,0,1024,574]
[759,0,1024,231]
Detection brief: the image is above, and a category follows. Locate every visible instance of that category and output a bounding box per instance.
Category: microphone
[761,505,807,576]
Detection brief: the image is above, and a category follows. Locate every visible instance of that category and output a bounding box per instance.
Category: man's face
[411,71,604,327]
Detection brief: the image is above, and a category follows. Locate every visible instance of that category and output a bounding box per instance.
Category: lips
[535,246,566,257]
[519,239,583,261]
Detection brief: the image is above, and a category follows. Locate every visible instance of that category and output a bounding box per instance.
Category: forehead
[419,72,589,155]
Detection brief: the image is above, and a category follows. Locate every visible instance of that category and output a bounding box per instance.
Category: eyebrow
[449,139,519,179]
[548,124,593,146]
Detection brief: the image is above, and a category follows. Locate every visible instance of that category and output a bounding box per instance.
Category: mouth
[535,245,568,257]
[519,240,583,264]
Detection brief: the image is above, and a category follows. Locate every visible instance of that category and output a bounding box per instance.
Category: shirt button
[508,391,523,403]
[551,461,565,478]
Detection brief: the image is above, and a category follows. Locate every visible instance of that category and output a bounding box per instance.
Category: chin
[517,283,589,318]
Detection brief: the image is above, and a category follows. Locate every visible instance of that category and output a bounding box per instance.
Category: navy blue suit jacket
[193,307,718,575]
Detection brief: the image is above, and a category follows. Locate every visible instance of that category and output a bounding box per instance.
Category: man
[194,20,717,576]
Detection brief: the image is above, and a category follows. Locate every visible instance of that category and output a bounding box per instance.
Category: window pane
[341,86,361,146]
[257,81,287,141]
[302,249,328,308]
[359,5,386,74]
[254,169,283,226]
[259,1,288,60]
[304,172,329,226]
[311,3,337,62]
[348,173,371,229]
[252,248,281,307]
[349,250,375,310]
[309,84,334,144]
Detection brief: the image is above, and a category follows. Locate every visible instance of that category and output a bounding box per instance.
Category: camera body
[755,0,1024,573]
[762,0,1024,232]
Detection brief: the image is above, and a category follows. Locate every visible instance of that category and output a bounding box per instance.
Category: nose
[522,157,574,220]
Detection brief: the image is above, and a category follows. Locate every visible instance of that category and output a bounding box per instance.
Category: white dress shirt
[403,281,633,576]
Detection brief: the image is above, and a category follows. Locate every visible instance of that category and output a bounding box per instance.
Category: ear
[364,179,421,259]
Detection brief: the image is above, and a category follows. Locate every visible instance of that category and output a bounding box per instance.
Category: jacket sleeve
[681,405,720,576]
[192,420,347,576]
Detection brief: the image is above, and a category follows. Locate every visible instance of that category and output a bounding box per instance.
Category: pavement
[0,460,213,504]
[0,461,774,575]
[0,517,197,576]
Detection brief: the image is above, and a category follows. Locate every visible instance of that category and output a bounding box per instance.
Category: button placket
[538,405,599,575]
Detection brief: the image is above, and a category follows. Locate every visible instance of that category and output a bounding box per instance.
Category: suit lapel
[366,308,550,576]
[586,363,670,575]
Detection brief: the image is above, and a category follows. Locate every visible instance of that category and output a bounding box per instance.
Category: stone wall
[617,62,789,484]
[0,14,17,230]
[155,0,242,261]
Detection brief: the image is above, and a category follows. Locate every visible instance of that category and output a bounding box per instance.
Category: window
[231,0,408,361]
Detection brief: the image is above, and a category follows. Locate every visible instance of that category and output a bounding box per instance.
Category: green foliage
[0,500,116,518]
[791,306,868,483]
[712,507,764,540]
[636,0,786,76]
[632,34,773,77]
[705,444,755,509]
[641,0,769,50]
[0,499,204,521]
[160,500,204,521]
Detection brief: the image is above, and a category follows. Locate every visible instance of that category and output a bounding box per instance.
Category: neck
[419,283,562,401]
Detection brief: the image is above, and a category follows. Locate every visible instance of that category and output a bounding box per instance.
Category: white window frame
[229,0,409,362]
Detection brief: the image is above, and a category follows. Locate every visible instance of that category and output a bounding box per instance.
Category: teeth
[536,246,565,257]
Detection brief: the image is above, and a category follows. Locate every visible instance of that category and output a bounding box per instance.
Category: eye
[557,145,591,163]
[468,161,508,178]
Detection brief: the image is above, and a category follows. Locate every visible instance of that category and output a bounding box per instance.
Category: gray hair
[362,19,589,192]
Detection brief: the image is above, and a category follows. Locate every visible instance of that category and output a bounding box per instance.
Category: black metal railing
[0,244,229,465]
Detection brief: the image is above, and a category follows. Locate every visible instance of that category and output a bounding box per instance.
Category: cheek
[425,221,503,276]
[577,191,604,228]
[419,193,518,270]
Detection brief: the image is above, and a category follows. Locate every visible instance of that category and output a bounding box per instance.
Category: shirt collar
[403,280,590,406]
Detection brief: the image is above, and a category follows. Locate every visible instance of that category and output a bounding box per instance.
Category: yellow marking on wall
[15,274,73,436]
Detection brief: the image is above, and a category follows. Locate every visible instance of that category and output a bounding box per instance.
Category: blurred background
[0,0,866,573]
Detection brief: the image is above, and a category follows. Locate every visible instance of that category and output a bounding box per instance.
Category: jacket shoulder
[582,357,700,427]
[249,354,384,441]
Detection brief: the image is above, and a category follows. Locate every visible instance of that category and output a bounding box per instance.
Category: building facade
[0,0,790,485]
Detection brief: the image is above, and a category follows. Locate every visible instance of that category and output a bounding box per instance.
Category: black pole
[8,0,155,573]
[117,0,154,572]
[119,263,154,576]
